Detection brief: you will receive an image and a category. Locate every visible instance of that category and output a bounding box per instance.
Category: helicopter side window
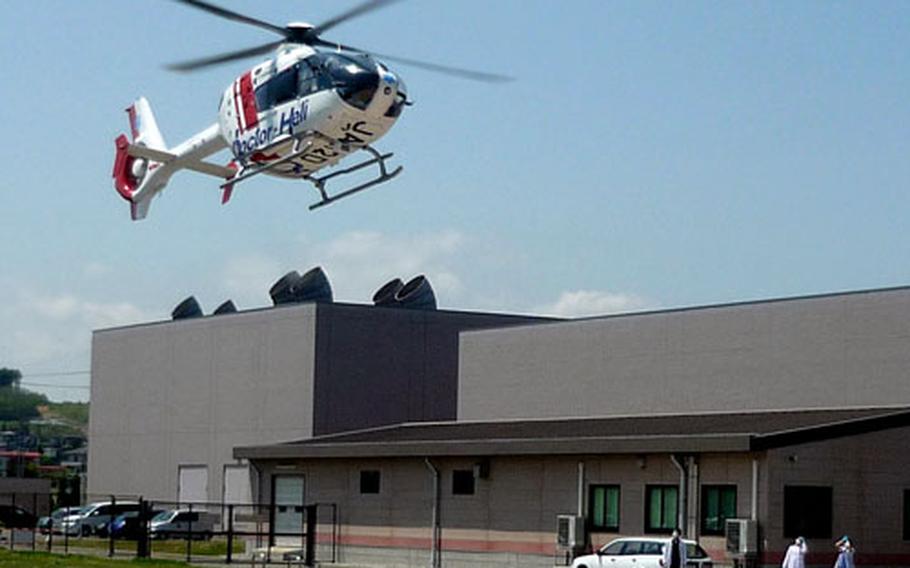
[255,65,299,111]
[297,62,320,96]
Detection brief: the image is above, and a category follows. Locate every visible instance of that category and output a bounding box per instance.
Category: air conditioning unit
[556,515,585,549]
[725,519,758,555]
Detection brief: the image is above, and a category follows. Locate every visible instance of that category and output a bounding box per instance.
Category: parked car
[109,509,164,540]
[57,501,141,536]
[37,506,77,534]
[0,505,37,529]
[571,537,713,568]
[149,509,217,540]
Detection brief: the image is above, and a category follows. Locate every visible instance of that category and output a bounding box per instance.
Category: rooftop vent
[269,271,302,306]
[395,275,437,310]
[212,300,237,315]
[295,266,333,303]
[372,278,404,307]
[172,296,203,320]
[269,267,333,306]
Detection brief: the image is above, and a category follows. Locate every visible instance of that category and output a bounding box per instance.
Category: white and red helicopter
[112,0,509,220]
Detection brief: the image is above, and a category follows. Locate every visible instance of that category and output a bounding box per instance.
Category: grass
[0,548,190,567]
[52,537,244,557]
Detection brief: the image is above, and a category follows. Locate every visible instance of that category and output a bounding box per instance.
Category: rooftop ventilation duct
[213,300,237,315]
[295,266,333,303]
[171,296,203,320]
[269,271,302,306]
[372,278,404,307]
[395,275,437,310]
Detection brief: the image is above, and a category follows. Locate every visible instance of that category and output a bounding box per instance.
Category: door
[272,475,305,545]
[178,465,209,505]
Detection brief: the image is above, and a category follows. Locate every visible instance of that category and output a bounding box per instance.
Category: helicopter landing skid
[306,146,403,211]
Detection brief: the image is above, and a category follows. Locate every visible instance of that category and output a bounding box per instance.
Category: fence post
[186,502,193,563]
[108,495,116,557]
[137,497,149,559]
[226,504,234,564]
[305,504,317,566]
[31,492,37,551]
[10,492,15,551]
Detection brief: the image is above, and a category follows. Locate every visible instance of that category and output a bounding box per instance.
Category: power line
[19,382,90,390]
[19,370,90,378]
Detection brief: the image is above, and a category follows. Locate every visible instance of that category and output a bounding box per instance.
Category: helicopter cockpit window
[314,53,380,111]
[255,65,299,111]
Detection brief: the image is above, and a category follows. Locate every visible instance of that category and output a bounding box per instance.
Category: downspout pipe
[670,455,687,535]
[424,458,441,568]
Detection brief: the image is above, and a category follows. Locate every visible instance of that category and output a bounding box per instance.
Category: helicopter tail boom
[112,98,231,220]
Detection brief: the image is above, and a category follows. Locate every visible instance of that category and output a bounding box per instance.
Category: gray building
[89,285,910,567]
[237,407,910,568]
[88,301,548,504]
[459,286,910,420]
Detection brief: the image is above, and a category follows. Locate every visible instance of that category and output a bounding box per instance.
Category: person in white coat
[660,529,688,568]
[834,536,855,568]
[782,537,807,568]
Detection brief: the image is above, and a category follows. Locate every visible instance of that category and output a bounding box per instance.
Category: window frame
[588,484,621,532]
[644,484,679,534]
[700,485,737,536]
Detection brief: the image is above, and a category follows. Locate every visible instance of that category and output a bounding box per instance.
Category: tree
[0,367,22,389]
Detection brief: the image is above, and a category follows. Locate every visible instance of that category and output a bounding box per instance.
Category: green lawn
[63,537,244,556]
[0,549,190,567]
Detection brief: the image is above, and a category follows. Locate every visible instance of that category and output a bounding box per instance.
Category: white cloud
[536,290,654,318]
[0,280,156,401]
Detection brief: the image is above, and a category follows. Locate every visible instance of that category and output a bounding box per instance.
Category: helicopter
[112,0,510,220]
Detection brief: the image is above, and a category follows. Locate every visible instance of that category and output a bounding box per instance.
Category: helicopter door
[255,65,299,112]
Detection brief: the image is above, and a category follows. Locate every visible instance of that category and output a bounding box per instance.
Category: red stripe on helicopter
[232,80,244,131]
[238,72,259,130]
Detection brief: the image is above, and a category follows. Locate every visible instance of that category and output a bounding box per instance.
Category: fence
[0,492,337,565]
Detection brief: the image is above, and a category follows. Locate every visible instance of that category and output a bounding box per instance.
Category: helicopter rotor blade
[314,39,514,83]
[171,0,287,36]
[309,0,402,38]
[165,41,283,72]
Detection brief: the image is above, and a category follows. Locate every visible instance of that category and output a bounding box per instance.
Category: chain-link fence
[0,492,336,565]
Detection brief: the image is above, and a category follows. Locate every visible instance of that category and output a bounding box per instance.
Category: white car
[572,537,713,568]
[149,509,217,540]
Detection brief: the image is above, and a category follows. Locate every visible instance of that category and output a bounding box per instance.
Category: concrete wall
[764,427,910,567]
[89,302,548,502]
[459,287,910,421]
[89,305,318,502]
[312,305,548,436]
[254,453,758,568]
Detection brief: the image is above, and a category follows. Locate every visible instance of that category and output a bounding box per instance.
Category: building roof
[235,406,910,460]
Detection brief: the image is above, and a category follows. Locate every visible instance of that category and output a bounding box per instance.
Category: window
[784,486,832,538]
[645,485,678,533]
[903,490,910,541]
[255,65,299,111]
[602,541,625,555]
[360,470,381,494]
[452,469,475,495]
[589,484,620,531]
[701,485,737,535]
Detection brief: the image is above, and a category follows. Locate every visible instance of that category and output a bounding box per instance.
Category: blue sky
[1,1,909,401]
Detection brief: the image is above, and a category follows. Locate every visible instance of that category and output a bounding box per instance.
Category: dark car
[0,505,38,529]
[109,509,163,540]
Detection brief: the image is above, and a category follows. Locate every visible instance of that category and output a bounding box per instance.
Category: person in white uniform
[782,537,807,568]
